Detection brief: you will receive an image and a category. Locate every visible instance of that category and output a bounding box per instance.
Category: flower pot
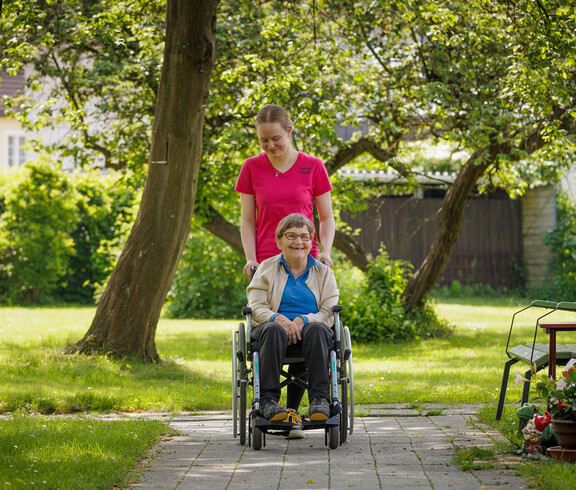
[551,419,576,449]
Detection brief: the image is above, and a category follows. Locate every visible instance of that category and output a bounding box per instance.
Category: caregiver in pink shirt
[235,104,335,278]
[235,104,336,438]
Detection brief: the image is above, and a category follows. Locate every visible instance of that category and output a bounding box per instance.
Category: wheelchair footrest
[252,413,340,434]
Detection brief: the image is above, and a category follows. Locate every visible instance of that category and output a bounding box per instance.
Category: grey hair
[276,213,315,240]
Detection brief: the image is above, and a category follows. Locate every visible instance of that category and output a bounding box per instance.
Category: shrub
[55,172,138,303]
[0,164,138,304]
[167,221,248,319]
[0,161,79,303]
[336,249,451,343]
[450,280,462,297]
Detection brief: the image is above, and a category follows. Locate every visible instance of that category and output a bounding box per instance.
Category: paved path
[129,407,528,489]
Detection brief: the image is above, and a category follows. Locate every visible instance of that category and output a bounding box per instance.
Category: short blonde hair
[276,213,315,240]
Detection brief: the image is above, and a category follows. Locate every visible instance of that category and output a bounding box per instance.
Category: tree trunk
[402,150,490,309]
[76,0,219,361]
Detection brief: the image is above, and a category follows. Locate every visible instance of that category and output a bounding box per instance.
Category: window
[7,134,27,167]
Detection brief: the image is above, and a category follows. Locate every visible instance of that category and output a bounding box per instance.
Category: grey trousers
[252,321,334,403]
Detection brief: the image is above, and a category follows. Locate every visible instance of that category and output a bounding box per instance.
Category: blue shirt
[270,254,319,325]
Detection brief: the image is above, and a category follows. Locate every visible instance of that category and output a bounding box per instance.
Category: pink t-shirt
[235,152,332,262]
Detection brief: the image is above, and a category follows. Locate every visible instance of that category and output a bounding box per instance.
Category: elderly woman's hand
[275,314,304,345]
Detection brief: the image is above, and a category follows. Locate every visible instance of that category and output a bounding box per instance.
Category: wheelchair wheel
[337,321,349,444]
[344,326,354,435]
[238,322,247,445]
[339,376,349,444]
[232,327,238,439]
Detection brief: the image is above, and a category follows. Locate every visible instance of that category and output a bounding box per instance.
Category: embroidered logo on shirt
[299,167,311,174]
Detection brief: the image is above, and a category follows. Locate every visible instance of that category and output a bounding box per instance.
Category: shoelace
[286,410,302,426]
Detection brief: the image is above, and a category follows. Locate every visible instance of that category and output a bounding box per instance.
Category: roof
[337,169,458,186]
[0,70,26,117]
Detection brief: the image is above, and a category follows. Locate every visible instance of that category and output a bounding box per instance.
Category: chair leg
[496,358,518,420]
[521,367,532,406]
[516,366,535,433]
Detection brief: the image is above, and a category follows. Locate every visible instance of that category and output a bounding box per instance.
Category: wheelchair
[232,305,354,450]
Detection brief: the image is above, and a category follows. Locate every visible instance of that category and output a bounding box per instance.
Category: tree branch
[325,136,409,176]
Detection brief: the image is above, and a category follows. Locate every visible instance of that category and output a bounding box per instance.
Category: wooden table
[538,322,576,378]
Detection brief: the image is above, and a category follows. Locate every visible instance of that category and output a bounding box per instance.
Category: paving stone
[125,409,531,489]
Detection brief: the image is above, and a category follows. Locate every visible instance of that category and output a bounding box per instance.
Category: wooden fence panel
[342,196,523,288]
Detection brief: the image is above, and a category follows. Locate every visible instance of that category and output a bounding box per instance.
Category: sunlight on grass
[2,298,576,413]
[0,415,169,489]
[3,300,576,488]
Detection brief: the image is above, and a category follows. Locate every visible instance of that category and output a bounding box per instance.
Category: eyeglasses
[284,232,312,242]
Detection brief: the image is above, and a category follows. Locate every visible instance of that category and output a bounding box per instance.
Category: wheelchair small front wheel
[252,426,263,450]
[328,425,339,449]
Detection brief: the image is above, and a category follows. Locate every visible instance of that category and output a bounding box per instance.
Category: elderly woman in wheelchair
[248,213,338,415]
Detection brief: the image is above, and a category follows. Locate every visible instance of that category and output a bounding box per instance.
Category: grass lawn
[0,297,550,412]
[1,297,576,488]
[0,415,169,489]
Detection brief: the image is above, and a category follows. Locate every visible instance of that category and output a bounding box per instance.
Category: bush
[0,163,138,304]
[167,222,248,319]
[0,161,79,303]
[336,249,451,343]
[56,172,138,303]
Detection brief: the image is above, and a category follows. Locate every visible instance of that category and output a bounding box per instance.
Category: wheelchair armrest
[332,305,343,313]
[243,307,252,315]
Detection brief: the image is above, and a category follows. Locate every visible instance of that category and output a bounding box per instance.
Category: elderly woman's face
[277,226,312,262]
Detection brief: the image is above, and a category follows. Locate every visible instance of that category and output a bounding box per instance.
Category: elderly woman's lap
[252,321,334,402]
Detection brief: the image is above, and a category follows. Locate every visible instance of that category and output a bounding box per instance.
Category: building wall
[522,185,556,285]
[0,117,26,171]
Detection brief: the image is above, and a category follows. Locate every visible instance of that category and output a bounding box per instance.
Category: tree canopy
[2,0,576,311]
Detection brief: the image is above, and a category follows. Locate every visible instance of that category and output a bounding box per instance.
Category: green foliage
[452,446,496,471]
[56,172,139,303]
[0,161,78,303]
[0,164,137,304]
[533,360,576,421]
[0,0,165,183]
[450,280,462,297]
[337,250,451,343]
[543,192,576,300]
[433,281,502,299]
[3,0,576,311]
[167,221,247,319]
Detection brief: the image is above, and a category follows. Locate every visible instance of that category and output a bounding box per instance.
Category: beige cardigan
[246,254,339,328]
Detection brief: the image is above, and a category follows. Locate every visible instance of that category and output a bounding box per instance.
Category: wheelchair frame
[232,305,354,450]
